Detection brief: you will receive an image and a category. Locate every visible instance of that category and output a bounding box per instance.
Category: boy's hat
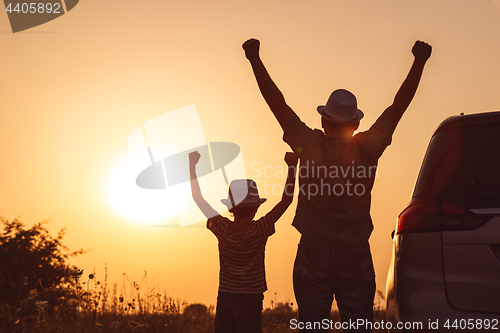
[317,89,364,123]
[221,179,266,208]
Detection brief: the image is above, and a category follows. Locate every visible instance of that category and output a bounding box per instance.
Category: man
[243,38,431,332]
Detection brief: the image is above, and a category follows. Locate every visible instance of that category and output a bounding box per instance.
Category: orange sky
[2,0,500,308]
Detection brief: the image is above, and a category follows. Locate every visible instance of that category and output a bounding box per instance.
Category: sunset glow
[2,0,500,311]
[105,156,180,225]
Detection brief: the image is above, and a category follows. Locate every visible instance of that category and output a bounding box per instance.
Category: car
[386,111,500,332]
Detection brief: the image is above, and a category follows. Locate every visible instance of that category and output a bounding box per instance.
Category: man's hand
[243,38,260,60]
[412,41,432,62]
[243,37,295,130]
[285,152,298,167]
[381,40,432,133]
[189,151,201,166]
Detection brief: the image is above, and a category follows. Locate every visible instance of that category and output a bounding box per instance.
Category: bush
[0,217,84,327]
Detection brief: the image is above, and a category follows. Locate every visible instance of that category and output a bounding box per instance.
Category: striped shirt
[207,213,276,293]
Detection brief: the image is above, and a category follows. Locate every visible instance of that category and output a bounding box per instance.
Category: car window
[413,121,500,209]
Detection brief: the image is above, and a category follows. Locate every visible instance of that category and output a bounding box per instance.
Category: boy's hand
[189,151,201,165]
[412,40,432,62]
[243,38,260,60]
[285,152,298,167]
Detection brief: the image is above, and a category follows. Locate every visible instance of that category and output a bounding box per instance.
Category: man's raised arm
[382,40,432,133]
[243,38,295,130]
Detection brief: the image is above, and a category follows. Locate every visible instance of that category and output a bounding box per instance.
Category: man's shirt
[283,113,393,245]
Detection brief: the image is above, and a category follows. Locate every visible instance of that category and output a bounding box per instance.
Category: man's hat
[221,179,266,208]
[317,89,364,123]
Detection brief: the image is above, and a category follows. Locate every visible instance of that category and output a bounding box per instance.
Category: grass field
[1,303,388,332]
[0,267,388,333]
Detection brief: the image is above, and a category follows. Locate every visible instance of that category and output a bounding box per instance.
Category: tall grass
[0,266,388,333]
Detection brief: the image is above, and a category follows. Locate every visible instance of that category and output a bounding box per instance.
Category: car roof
[434,111,500,135]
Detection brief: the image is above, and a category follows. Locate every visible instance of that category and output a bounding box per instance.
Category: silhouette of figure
[243,38,431,332]
[189,151,298,333]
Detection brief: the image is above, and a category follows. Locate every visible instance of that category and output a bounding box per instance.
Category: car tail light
[397,198,440,233]
[397,199,489,234]
[441,202,467,215]
[441,201,489,231]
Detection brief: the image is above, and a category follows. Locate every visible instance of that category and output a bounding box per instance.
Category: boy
[189,151,298,333]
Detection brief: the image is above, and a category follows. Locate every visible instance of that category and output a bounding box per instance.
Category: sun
[104,156,182,225]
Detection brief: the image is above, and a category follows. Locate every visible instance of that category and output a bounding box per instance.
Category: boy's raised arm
[269,152,298,220]
[382,40,432,134]
[189,151,218,219]
[243,38,296,131]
